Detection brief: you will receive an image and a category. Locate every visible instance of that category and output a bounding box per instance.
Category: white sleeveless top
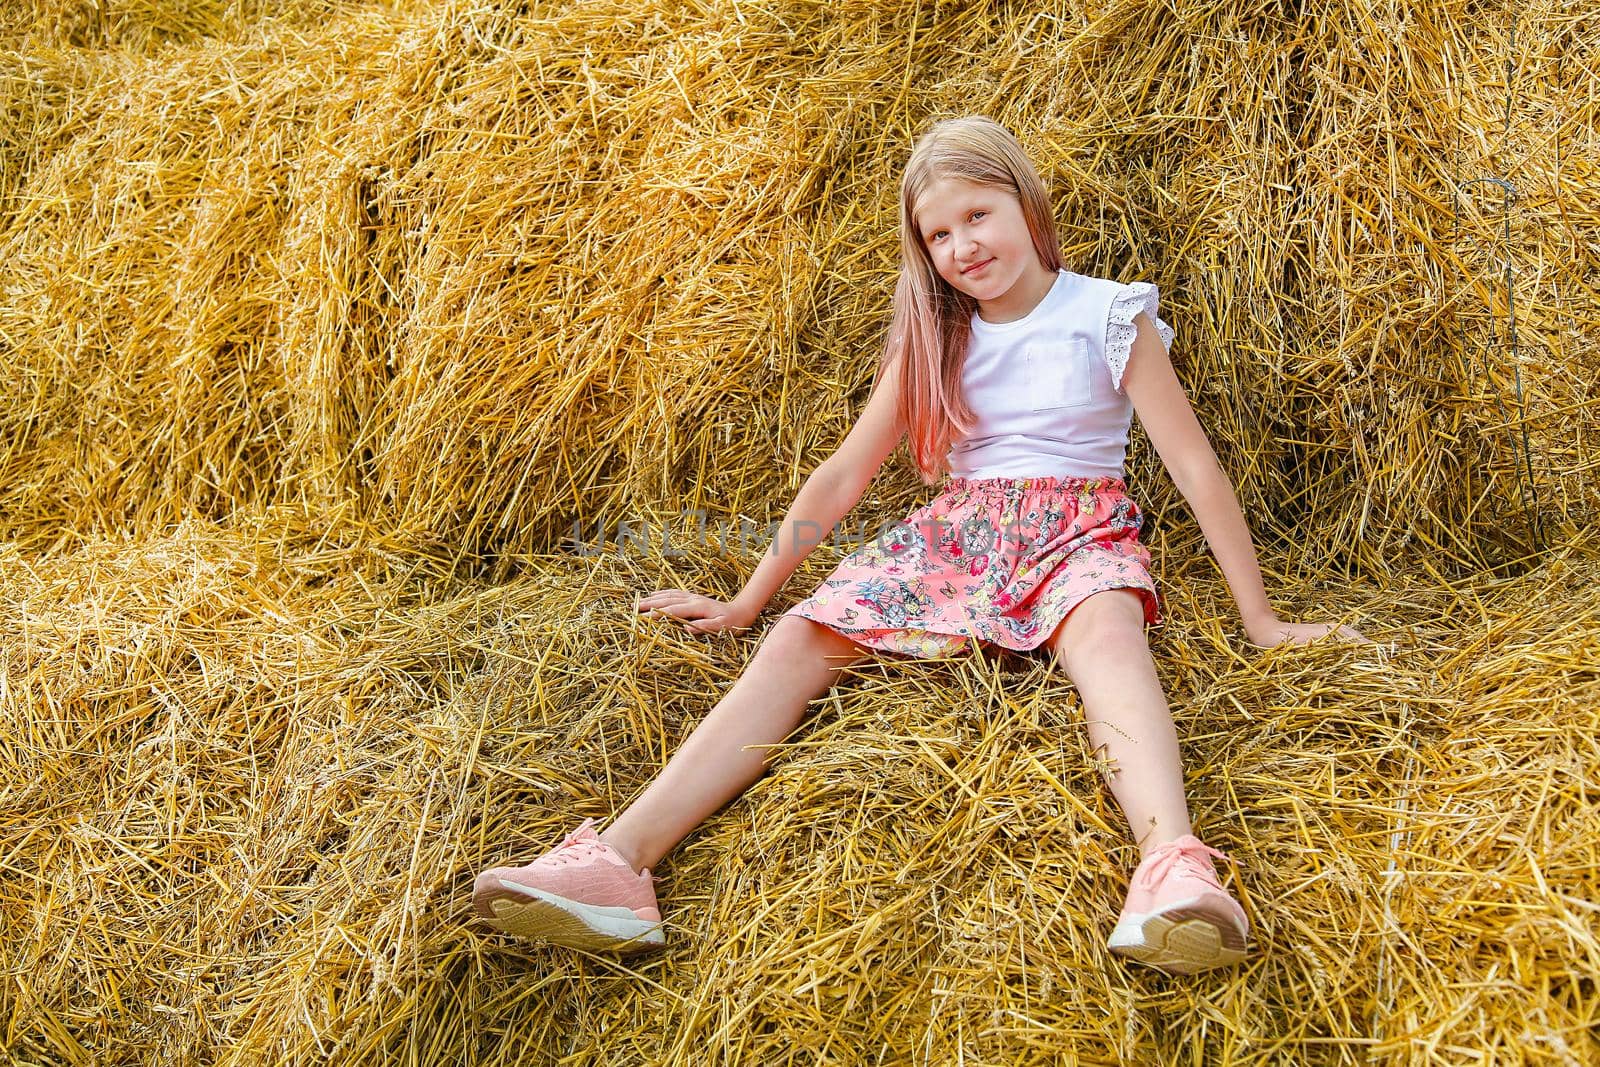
[944,269,1174,480]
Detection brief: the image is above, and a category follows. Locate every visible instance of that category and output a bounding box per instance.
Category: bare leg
[1044,588,1194,856]
[599,616,869,873]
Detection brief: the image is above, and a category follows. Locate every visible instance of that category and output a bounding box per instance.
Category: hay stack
[1,0,1596,1063]
[3,522,1596,1063]
[4,0,1592,569]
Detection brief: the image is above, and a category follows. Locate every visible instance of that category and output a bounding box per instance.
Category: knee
[1046,588,1149,668]
[758,614,825,656]
[761,615,867,669]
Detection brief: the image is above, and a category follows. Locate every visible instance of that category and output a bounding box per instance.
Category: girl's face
[914,177,1057,323]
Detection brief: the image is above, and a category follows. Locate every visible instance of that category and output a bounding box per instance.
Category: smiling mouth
[962,258,994,275]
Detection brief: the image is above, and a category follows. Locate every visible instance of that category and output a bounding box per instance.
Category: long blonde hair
[879,116,1064,484]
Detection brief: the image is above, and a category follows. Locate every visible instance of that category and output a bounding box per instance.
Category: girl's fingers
[641,598,718,623]
[638,593,737,632]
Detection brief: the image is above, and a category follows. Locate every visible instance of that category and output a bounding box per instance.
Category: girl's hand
[635,589,758,634]
[1246,617,1371,650]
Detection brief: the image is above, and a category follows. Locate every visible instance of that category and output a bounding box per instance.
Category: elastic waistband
[942,474,1126,493]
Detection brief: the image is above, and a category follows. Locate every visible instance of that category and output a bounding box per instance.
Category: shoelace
[543,818,605,867]
[559,819,599,849]
[541,818,661,882]
[1134,836,1231,891]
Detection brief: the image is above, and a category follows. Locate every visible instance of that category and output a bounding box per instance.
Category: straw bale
[2,0,1595,567]
[0,0,411,55]
[2,520,1597,1063]
[1274,5,1600,575]
[1,0,1598,1063]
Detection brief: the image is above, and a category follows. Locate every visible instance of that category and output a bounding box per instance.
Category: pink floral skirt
[782,474,1162,659]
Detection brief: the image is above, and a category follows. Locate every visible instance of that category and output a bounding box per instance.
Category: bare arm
[728,466,865,618]
[1121,312,1368,648]
[639,349,907,632]
[734,348,908,615]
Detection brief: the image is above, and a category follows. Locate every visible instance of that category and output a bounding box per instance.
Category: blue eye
[927,211,984,242]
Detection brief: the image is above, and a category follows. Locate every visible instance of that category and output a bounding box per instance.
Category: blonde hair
[876,115,1064,484]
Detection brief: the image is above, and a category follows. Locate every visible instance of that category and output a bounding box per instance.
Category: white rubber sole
[1108,898,1248,975]
[482,881,666,954]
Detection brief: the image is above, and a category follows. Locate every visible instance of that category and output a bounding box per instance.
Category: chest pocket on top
[1024,338,1094,411]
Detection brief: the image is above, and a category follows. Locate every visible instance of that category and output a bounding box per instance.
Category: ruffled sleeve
[1104,281,1174,392]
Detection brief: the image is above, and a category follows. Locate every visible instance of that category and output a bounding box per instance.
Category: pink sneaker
[473,818,666,954]
[1107,834,1249,975]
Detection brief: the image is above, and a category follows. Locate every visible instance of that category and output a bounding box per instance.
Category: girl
[472,116,1368,975]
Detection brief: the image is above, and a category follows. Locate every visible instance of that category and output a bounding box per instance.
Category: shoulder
[1057,270,1171,330]
[1060,270,1120,296]
[1063,270,1164,313]
[1064,272,1176,390]
[1105,279,1173,349]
